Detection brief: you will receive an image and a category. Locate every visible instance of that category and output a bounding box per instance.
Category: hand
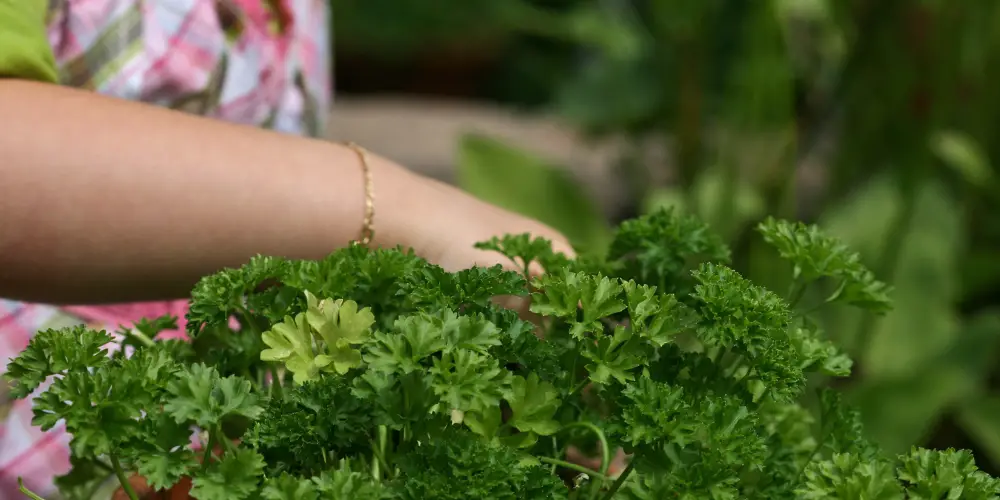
[375,171,576,275]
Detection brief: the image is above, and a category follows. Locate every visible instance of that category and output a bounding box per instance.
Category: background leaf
[457,134,611,253]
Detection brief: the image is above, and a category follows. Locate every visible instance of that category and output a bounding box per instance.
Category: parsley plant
[7,209,998,499]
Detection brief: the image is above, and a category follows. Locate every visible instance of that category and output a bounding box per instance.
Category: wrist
[363,152,432,251]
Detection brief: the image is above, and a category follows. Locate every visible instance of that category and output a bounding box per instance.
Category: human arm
[0,80,573,304]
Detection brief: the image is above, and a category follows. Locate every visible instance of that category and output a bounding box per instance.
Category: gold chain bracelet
[343,141,375,246]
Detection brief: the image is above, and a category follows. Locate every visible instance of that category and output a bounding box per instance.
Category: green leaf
[429,350,511,415]
[189,448,265,500]
[164,363,263,428]
[608,207,731,294]
[261,295,375,382]
[464,405,502,439]
[393,428,567,500]
[261,473,319,500]
[312,464,387,500]
[474,233,573,275]
[582,325,643,385]
[506,373,561,436]
[531,271,626,339]
[133,449,198,491]
[261,314,321,383]
[757,216,893,314]
[5,327,114,399]
[797,453,903,500]
[247,376,374,476]
[930,130,993,189]
[623,281,696,346]
[957,396,1000,474]
[897,448,1000,499]
[457,133,610,252]
[305,292,376,375]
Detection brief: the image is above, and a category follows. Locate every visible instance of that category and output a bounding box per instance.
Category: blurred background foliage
[335,0,1000,473]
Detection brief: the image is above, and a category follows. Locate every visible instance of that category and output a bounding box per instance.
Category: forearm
[0,80,425,303]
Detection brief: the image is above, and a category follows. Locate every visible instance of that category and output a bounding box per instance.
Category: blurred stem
[17,479,46,500]
[600,461,635,500]
[560,422,612,476]
[110,453,138,500]
[538,457,610,483]
[675,40,704,210]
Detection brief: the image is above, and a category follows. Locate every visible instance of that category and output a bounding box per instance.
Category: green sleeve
[0,0,58,82]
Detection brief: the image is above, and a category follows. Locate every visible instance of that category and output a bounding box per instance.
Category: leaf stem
[217,426,240,455]
[538,457,610,482]
[600,461,635,500]
[110,453,139,500]
[201,431,217,468]
[568,379,590,399]
[559,422,612,476]
[17,478,47,500]
[269,366,284,399]
[786,281,808,309]
[127,329,155,348]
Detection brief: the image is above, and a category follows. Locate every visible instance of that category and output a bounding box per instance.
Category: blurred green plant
[441,0,1000,474]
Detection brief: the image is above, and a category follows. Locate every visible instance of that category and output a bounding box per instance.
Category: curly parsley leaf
[403,264,527,313]
[189,448,266,500]
[429,349,511,415]
[757,217,893,314]
[897,447,1000,499]
[261,473,319,500]
[532,271,626,339]
[692,263,804,402]
[187,255,291,335]
[313,464,389,500]
[506,373,561,436]
[247,376,374,476]
[393,428,568,500]
[164,363,263,429]
[126,413,198,490]
[474,233,574,276]
[608,207,731,294]
[5,326,113,399]
[623,281,697,346]
[797,453,903,500]
[583,325,644,385]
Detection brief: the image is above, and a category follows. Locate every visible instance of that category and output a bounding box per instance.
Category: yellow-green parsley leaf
[305,293,375,375]
[261,293,375,383]
[189,448,266,500]
[261,313,323,383]
[164,363,263,428]
[506,373,561,436]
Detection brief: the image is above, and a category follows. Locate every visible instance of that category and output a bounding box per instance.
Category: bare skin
[0,80,574,304]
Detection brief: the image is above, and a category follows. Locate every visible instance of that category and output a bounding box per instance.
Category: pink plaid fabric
[0,0,331,496]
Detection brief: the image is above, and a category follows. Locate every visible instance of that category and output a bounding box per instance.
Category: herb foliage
[8,209,998,499]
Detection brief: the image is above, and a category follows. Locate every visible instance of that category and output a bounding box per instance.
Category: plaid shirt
[0,0,330,496]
